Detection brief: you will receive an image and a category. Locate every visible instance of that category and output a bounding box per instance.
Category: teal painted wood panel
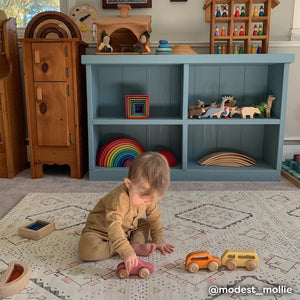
[83,54,294,181]
[244,66,268,106]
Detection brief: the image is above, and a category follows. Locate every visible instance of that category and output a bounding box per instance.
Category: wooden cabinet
[82,54,294,181]
[21,12,87,178]
[0,15,27,178]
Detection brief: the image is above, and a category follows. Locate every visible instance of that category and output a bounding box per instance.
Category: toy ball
[158,150,177,167]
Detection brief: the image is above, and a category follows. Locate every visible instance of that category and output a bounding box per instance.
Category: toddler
[78,152,174,272]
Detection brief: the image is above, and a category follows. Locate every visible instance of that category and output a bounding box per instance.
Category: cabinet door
[34,82,70,146]
[32,42,69,81]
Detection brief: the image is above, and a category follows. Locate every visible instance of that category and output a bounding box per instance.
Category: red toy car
[116,257,154,279]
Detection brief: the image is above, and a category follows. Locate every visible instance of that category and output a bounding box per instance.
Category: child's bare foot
[132,243,156,256]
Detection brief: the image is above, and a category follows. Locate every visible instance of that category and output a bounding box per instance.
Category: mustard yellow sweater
[82,183,164,258]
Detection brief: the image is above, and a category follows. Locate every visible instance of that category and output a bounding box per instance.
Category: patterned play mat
[0,191,299,300]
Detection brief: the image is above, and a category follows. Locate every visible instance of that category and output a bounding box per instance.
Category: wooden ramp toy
[198,152,256,167]
[18,219,55,240]
[0,261,30,297]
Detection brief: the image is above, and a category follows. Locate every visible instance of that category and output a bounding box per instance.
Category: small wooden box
[18,219,55,240]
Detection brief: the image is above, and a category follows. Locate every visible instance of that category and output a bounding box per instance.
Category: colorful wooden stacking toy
[155,40,172,55]
[97,138,145,167]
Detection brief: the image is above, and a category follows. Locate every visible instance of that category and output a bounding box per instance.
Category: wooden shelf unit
[82,54,294,181]
[204,0,280,54]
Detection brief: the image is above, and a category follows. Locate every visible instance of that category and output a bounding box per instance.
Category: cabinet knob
[65,67,69,78]
[39,102,47,114]
[41,63,48,73]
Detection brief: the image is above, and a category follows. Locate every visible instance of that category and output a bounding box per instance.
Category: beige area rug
[0,191,300,300]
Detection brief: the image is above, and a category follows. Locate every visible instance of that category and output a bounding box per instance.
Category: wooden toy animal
[240,107,260,119]
[189,99,205,111]
[188,107,206,118]
[201,97,229,118]
[230,106,241,117]
[255,103,268,118]
[265,95,275,118]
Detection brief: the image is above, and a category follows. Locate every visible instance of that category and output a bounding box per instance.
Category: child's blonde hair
[128,152,170,195]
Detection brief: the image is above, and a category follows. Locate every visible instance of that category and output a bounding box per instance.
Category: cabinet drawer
[32,42,70,81]
[34,82,71,147]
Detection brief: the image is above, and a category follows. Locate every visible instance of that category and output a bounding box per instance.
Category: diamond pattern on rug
[175,204,252,229]
[0,191,300,300]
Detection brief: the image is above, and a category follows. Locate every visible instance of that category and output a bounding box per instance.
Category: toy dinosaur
[201,97,230,118]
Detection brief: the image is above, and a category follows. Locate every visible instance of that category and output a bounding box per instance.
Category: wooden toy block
[18,219,55,240]
[0,261,30,297]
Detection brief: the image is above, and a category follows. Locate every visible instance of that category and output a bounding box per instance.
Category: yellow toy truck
[221,249,258,271]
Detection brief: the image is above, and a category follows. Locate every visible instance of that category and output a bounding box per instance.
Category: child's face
[124,178,162,207]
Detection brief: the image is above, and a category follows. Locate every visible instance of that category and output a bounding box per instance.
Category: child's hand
[123,251,139,272]
[156,242,174,255]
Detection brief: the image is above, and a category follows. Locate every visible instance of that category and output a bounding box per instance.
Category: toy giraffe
[265,95,275,117]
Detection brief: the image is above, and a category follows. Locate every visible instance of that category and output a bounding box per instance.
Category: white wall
[74,0,294,42]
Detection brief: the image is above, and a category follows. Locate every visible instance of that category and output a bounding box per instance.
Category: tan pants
[78,218,149,261]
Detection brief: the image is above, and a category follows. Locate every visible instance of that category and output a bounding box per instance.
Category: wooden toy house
[203,0,280,54]
[95,5,152,54]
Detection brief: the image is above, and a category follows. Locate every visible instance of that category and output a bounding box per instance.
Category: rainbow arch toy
[97,138,145,167]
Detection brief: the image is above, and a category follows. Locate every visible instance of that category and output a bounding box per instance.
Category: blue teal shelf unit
[82,54,295,181]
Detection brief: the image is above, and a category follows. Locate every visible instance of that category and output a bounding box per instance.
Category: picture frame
[102,0,152,9]
[125,95,149,119]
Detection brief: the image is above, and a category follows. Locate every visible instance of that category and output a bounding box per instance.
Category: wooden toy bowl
[0,261,30,297]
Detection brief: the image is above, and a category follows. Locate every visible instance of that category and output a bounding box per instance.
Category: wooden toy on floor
[0,261,30,297]
[18,219,55,240]
[198,152,256,167]
[185,251,221,272]
[221,249,258,270]
[116,257,154,279]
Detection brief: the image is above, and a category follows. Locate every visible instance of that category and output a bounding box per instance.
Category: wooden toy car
[116,257,154,279]
[185,251,221,272]
[221,249,258,271]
